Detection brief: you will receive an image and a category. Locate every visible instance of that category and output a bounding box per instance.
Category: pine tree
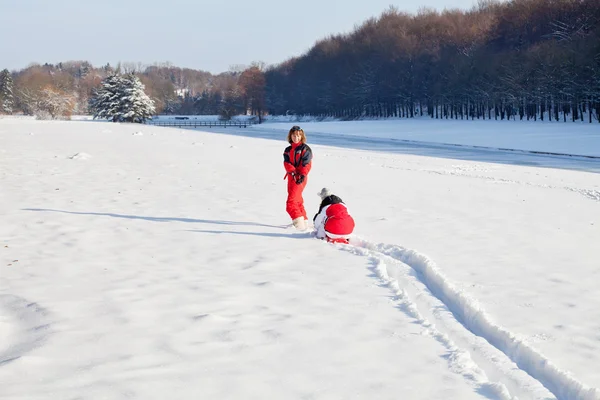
[120,74,155,123]
[89,73,155,123]
[0,69,15,114]
[89,74,123,121]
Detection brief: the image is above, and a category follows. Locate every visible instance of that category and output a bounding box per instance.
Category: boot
[292,217,307,231]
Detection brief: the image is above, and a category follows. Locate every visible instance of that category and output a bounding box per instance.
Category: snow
[261,119,600,158]
[68,152,92,160]
[1,117,599,399]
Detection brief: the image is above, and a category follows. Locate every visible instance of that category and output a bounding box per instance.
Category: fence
[144,119,252,128]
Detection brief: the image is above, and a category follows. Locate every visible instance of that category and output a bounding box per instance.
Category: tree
[89,73,155,123]
[238,65,266,123]
[35,86,75,119]
[139,73,176,114]
[0,69,15,114]
[219,85,244,120]
[17,85,75,119]
[88,74,122,121]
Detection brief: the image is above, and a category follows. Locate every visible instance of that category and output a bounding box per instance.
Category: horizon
[2,0,487,74]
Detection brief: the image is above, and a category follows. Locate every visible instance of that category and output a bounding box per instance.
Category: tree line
[265,0,600,123]
[1,0,598,123]
[0,61,261,120]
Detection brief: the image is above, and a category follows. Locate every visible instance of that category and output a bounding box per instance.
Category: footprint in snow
[68,152,91,160]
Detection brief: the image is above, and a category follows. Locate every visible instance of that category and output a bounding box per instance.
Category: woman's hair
[287,125,306,144]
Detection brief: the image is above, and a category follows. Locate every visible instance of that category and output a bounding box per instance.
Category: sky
[1,116,599,399]
[1,0,484,74]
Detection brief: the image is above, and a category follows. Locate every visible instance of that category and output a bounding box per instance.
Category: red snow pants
[286,176,308,220]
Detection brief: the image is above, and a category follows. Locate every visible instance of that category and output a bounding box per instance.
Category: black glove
[295,174,305,184]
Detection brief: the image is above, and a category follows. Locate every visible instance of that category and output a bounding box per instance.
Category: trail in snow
[350,248,517,400]
[337,237,600,400]
[347,245,551,400]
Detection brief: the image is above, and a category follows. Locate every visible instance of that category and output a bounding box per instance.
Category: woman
[283,126,313,230]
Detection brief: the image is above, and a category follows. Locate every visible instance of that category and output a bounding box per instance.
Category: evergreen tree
[89,74,123,121]
[89,73,155,123]
[120,74,156,122]
[0,69,15,114]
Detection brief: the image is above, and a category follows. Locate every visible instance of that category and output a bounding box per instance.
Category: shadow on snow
[22,208,290,231]
[23,209,314,241]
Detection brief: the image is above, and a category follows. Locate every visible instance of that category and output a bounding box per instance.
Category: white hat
[317,187,332,200]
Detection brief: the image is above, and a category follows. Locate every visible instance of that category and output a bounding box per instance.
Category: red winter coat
[314,202,354,240]
[283,142,312,178]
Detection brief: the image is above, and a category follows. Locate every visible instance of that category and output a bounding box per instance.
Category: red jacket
[323,203,354,236]
[283,142,312,177]
[314,201,355,239]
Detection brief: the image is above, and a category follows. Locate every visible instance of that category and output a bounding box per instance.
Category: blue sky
[1,0,481,74]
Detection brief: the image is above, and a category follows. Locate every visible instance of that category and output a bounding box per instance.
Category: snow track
[343,238,600,400]
[0,294,52,366]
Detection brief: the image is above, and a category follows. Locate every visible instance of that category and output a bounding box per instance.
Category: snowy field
[1,118,599,399]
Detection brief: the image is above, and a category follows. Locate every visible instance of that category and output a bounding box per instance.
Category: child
[313,188,355,244]
[283,126,313,230]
